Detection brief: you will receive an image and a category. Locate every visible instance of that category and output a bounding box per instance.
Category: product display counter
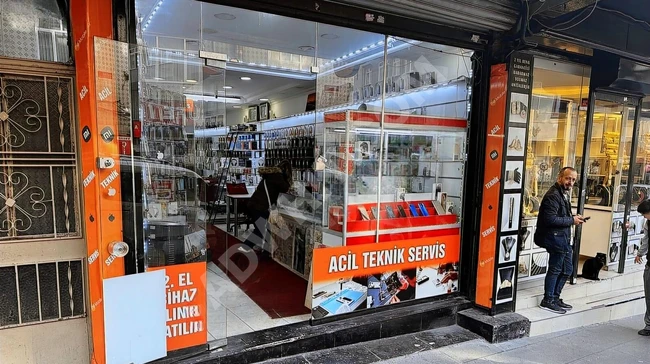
[321,110,465,247]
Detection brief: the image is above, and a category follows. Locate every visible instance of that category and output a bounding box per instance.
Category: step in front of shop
[516,264,645,311]
[176,297,472,364]
[519,284,646,336]
[263,325,487,363]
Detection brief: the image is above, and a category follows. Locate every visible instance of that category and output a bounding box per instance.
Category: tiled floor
[206,261,311,341]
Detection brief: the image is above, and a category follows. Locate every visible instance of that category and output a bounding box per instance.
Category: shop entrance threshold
[161,297,473,364]
[516,264,645,336]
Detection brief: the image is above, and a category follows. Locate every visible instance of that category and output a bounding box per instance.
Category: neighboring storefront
[483,50,650,313]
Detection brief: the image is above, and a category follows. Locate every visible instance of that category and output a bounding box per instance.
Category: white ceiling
[137,0,470,112]
[209,68,314,103]
[137,0,384,60]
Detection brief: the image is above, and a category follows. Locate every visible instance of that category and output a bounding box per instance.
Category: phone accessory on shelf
[409,204,419,217]
[397,205,407,218]
[418,203,429,216]
[371,207,379,219]
[433,201,445,215]
[358,207,371,221]
[386,205,396,219]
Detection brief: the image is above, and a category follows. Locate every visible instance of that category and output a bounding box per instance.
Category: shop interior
[518,57,650,291]
[135,0,472,343]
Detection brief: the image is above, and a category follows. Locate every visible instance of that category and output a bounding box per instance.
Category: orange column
[70,1,125,363]
[475,64,508,309]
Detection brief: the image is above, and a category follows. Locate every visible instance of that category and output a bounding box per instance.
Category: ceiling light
[233,105,241,109]
[186,79,197,83]
[215,13,236,20]
[153,77,164,80]
[223,86,232,89]
[240,76,251,81]
[321,34,339,40]
[299,46,315,51]
[260,98,268,101]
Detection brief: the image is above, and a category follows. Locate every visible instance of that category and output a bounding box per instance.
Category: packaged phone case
[418,203,429,216]
[386,205,396,219]
[397,205,407,218]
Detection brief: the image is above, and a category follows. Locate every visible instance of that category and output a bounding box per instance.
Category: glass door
[574,92,641,277]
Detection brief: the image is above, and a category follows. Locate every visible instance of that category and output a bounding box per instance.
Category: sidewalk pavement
[382,314,649,364]
[264,314,649,364]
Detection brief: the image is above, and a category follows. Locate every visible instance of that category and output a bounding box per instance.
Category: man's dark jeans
[544,246,573,303]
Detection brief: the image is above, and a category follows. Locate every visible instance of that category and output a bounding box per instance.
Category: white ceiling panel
[137,0,384,59]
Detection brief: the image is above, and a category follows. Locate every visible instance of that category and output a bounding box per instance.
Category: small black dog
[578,253,607,281]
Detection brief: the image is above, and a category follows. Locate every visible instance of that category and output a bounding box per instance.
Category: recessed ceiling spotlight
[240,76,251,81]
[260,98,269,101]
[299,46,315,51]
[223,86,232,89]
[215,13,236,20]
[321,34,339,40]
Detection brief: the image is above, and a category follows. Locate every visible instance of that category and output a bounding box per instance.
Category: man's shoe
[557,299,573,310]
[539,300,567,314]
[638,329,650,336]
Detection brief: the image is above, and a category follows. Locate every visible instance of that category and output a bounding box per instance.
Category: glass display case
[320,110,465,246]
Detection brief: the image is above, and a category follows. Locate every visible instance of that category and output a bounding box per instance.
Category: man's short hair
[559,166,576,176]
[638,200,650,214]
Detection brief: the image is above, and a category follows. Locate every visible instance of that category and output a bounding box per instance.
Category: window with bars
[0,260,85,328]
[0,74,80,241]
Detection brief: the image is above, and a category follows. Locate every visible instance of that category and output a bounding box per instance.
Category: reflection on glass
[523,62,590,217]
[629,103,650,210]
[135,47,207,270]
[584,100,629,210]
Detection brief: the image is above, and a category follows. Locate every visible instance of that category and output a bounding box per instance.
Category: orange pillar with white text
[70,1,125,363]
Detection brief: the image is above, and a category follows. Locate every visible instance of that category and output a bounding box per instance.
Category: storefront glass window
[519,58,590,282]
[115,0,475,358]
[312,34,471,317]
[523,59,590,214]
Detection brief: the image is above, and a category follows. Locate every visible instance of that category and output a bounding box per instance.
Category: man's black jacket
[534,183,573,252]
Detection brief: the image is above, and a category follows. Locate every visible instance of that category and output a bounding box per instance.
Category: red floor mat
[207,225,310,318]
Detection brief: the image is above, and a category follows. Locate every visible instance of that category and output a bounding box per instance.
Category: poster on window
[311,236,460,319]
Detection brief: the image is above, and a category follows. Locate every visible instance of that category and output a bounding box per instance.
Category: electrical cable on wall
[527,0,600,34]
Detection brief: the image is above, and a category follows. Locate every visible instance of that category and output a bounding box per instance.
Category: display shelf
[319,109,466,245]
[345,223,461,238]
[327,200,457,233]
[258,77,468,130]
[324,110,467,129]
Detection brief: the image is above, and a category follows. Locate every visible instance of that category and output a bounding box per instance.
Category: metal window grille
[0,73,80,242]
[0,260,86,328]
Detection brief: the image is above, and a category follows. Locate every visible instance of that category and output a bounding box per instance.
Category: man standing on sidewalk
[634,200,650,336]
[534,167,585,314]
